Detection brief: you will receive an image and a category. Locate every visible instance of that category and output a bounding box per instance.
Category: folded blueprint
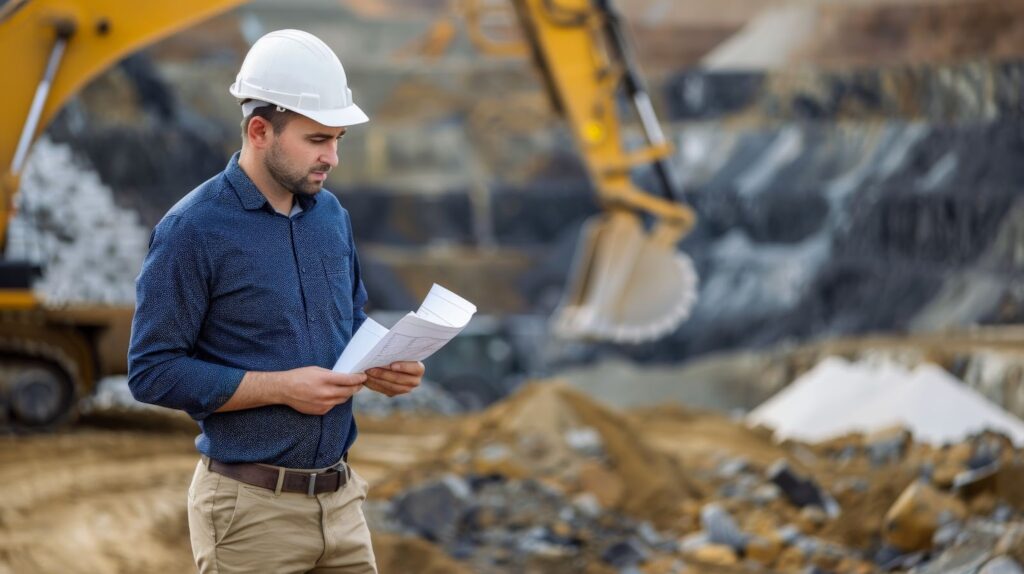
[332,284,476,374]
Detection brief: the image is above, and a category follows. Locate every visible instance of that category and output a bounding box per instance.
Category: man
[127,29,421,573]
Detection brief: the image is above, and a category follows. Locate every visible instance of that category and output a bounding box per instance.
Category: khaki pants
[187,459,377,573]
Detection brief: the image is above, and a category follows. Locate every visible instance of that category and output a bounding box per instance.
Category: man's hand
[365,361,424,398]
[280,366,366,415]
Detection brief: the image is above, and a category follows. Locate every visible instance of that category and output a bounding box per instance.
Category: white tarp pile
[6,137,149,304]
[747,356,1024,447]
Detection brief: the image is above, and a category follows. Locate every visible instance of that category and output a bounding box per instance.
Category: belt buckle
[307,472,317,497]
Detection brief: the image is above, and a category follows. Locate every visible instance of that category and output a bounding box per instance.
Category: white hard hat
[229,29,369,127]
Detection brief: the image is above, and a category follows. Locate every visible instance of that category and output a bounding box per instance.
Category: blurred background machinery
[0,0,697,428]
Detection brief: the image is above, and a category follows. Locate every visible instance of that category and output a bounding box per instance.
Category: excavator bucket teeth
[551,211,698,343]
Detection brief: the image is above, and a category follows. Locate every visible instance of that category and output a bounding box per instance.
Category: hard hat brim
[230,84,371,127]
[301,103,369,128]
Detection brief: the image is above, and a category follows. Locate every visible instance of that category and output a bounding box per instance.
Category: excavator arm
[0,0,248,257]
[465,0,700,342]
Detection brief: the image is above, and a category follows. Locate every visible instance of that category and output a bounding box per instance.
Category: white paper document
[332,284,477,374]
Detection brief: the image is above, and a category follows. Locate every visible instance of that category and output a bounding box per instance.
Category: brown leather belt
[205,456,349,497]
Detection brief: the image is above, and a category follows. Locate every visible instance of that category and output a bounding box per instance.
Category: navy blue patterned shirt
[128,152,368,468]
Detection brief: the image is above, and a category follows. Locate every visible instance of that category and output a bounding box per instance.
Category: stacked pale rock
[6,137,149,305]
[748,357,1024,446]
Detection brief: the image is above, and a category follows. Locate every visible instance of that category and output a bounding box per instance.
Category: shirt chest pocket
[321,252,353,325]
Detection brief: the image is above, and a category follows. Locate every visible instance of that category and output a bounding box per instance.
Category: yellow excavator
[0,0,697,428]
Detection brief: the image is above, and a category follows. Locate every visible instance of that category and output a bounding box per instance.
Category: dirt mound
[630,404,788,470]
[378,380,700,527]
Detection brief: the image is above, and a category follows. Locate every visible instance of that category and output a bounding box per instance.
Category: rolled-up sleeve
[127,215,245,420]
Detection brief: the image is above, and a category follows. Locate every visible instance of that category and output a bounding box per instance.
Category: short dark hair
[241,102,296,139]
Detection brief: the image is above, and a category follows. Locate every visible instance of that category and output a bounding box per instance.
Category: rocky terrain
[3,374,1024,573]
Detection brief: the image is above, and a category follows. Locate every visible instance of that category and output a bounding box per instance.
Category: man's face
[263,114,347,196]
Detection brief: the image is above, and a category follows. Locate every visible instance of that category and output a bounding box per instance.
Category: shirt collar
[225,151,319,213]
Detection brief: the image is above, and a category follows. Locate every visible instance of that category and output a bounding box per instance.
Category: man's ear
[247,116,273,148]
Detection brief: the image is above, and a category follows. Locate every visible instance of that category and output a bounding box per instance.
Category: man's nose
[320,141,339,168]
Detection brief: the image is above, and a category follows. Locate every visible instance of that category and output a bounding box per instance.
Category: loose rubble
[6,363,1024,573]
[50,357,1024,573]
[361,379,1024,573]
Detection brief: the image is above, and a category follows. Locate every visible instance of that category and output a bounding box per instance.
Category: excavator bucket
[551,210,698,343]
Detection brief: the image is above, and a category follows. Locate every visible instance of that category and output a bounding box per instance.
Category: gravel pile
[7,138,149,305]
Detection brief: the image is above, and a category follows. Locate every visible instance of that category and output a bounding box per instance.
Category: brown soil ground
[0,427,198,574]
[0,412,458,574]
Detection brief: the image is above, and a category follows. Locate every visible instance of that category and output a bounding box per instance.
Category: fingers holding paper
[365,361,424,397]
